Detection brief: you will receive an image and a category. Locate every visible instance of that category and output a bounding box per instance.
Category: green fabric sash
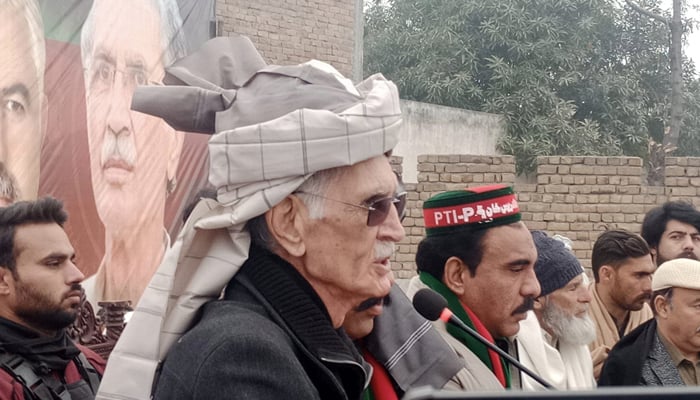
[419,272,511,388]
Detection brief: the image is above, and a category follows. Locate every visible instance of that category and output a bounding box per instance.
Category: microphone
[412,288,554,390]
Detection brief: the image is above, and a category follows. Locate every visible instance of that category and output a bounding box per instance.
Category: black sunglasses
[296,191,407,227]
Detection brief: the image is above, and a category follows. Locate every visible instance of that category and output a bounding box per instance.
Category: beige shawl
[588,283,653,379]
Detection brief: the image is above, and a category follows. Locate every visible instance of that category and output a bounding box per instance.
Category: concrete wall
[393,100,504,183]
[215,0,358,78]
[391,155,700,279]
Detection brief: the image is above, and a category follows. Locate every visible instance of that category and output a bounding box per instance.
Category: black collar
[227,245,369,399]
[228,245,364,364]
[0,318,79,371]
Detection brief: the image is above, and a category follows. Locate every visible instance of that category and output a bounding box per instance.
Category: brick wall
[215,0,356,77]
[392,155,700,278]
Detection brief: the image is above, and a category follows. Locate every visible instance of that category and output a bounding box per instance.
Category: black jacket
[599,318,656,386]
[599,318,684,386]
[153,245,370,400]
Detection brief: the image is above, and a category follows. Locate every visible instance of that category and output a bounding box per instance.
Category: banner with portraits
[2,0,216,306]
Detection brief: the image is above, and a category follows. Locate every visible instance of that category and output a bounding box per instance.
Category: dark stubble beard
[14,282,81,333]
[657,251,699,267]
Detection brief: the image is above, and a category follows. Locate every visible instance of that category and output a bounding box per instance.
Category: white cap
[652,258,700,291]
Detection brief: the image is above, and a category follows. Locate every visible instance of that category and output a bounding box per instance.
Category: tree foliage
[364,0,700,174]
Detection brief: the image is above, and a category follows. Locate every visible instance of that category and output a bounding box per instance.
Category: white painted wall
[394,100,505,182]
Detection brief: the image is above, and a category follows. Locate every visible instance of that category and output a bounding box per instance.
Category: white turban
[96,36,402,400]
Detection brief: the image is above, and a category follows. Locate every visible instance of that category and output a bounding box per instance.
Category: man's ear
[533,296,545,311]
[266,195,306,257]
[443,256,468,296]
[599,265,613,282]
[0,268,14,296]
[655,294,670,319]
[650,247,658,264]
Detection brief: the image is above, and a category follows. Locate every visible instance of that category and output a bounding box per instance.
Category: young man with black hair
[0,197,104,399]
[588,229,655,380]
[641,201,700,266]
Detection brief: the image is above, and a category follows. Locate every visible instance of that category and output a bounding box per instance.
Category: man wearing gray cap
[95,36,405,400]
[599,258,700,386]
[517,231,596,390]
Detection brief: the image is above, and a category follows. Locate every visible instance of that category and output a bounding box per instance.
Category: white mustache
[101,130,136,168]
[374,241,395,260]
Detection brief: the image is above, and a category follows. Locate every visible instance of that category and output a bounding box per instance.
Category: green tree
[364,0,698,174]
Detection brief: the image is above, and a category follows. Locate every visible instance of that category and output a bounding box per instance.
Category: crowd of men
[4,0,700,398]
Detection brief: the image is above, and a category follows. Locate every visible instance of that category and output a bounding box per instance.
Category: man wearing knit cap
[406,184,539,389]
[599,258,700,386]
[96,36,405,400]
[517,231,596,390]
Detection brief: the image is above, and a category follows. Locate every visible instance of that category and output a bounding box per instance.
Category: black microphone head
[412,288,448,321]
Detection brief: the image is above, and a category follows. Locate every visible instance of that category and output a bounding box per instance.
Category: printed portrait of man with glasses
[80,0,186,305]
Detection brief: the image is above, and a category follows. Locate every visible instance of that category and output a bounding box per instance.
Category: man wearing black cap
[406,184,539,389]
[517,231,596,390]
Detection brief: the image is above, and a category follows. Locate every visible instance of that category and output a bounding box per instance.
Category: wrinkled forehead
[663,218,700,235]
[13,222,73,258]
[87,1,164,68]
[563,273,585,288]
[482,221,530,245]
[0,9,42,84]
[481,222,535,259]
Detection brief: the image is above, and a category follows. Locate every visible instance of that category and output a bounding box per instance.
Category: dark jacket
[0,344,105,400]
[599,318,684,386]
[153,245,370,400]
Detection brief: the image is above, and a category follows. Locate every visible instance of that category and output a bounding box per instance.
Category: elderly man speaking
[96,36,405,400]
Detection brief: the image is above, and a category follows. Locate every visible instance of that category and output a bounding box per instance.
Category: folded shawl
[588,283,652,378]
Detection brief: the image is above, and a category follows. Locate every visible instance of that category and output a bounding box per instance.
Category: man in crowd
[517,231,596,390]
[345,281,504,397]
[343,284,493,398]
[80,0,186,304]
[599,258,700,386]
[0,0,46,200]
[96,36,405,399]
[588,229,656,379]
[341,173,501,397]
[0,197,105,398]
[641,201,700,266]
[0,162,20,207]
[406,184,539,389]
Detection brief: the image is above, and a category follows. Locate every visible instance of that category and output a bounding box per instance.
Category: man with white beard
[517,231,596,390]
